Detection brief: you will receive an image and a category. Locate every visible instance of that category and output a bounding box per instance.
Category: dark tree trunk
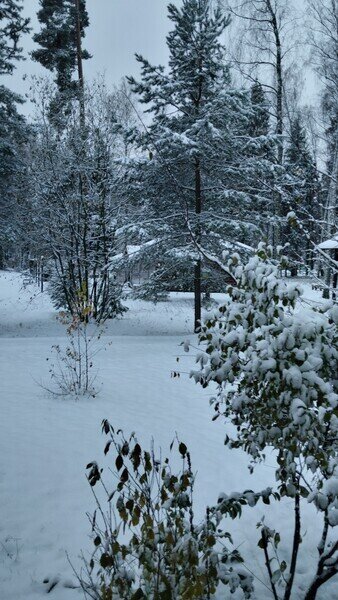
[74,0,85,127]
[266,0,284,251]
[284,492,301,600]
[194,262,201,331]
[74,0,88,319]
[332,248,338,299]
[194,157,202,332]
[304,552,338,600]
[303,516,338,600]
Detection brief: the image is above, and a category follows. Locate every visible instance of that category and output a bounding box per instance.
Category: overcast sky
[6,0,317,117]
[7,0,176,116]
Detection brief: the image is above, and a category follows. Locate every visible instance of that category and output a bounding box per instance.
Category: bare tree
[225,0,304,250]
[227,0,302,154]
[28,79,129,321]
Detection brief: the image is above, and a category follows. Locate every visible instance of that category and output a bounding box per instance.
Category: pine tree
[0,0,30,75]
[0,87,28,266]
[32,0,90,122]
[126,0,278,331]
[284,115,319,273]
[0,1,30,268]
[130,0,231,331]
[248,81,270,140]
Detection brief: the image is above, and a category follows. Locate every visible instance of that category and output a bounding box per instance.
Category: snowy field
[0,270,336,600]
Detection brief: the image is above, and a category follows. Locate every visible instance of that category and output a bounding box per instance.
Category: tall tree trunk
[304,539,338,600]
[74,0,88,318]
[194,157,202,332]
[275,33,283,165]
[323,145,338,297]
[266,0,284,251]
[74,0,85,128]
[284,492,301,600]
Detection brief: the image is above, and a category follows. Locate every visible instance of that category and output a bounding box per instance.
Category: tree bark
[194,157,202,332]
[284,492,301,600]
[74,0,85,127]
[303,525,338,600]
[261,528,279,600]
[266,0,284,251]
[304,559,338,600]
[323,146,338,298]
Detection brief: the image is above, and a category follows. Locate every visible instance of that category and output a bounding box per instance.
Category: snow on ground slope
[0,270,197,337]
[0,271,336,599]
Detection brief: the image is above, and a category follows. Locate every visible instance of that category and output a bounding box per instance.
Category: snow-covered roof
[317,232,338,250]
[110,240,158,263]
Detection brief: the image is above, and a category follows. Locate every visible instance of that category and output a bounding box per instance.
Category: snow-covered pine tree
[0,88,29,268]
[32,0,90,125]
[0,0,30,75]
[283,114,320,273]
[0,0,30,268]
[245,81,280,244]
[125,0,279,331]
[248,81,270,141]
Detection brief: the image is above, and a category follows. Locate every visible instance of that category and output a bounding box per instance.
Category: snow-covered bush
[189,244,338,599]
[81,421,253,599]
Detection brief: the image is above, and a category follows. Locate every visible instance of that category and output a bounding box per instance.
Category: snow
[317,232,338,250]
[323,477,338,498]
[291,398,307,423]
[0,270,337,599]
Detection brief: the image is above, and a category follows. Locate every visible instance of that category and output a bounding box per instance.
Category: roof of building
[318,232,338,250]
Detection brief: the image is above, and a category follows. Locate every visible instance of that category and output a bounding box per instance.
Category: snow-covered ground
[0,271,336,599]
